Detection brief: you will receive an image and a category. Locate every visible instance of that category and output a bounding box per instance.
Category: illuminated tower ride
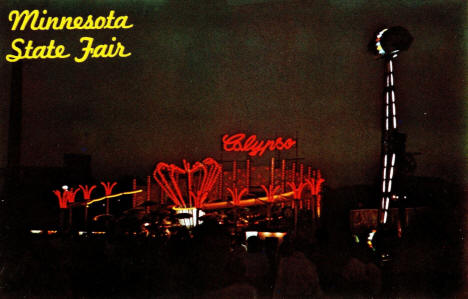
[372,27,412,226]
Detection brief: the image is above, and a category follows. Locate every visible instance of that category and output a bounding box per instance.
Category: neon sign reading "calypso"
[222,133,296,157]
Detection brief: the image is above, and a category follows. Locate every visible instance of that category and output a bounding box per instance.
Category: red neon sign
[287,182,307,200]
[53,188,79,209]
[261,184,281,203]
[79,185,96,200]
[153,157,221,208]
[101,182,117,196]
[305,170,325,217]
[222,133,296,157]
[226,187,248,206]
[53,190,67,209]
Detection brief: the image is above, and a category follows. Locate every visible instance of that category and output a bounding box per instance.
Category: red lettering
[252,140,265,156]
[275,137,284,150]
[222,133,245,152]
[265,140,276,155]
[244,135,257,151]
[222,133,296,157]
[284,138,296,149]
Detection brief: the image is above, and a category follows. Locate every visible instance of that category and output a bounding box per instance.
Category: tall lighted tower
[372,26,413,226]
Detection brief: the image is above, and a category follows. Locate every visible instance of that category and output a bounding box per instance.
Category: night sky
[0,0,465,188]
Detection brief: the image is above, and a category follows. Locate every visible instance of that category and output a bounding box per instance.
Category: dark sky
[0,0,466,188]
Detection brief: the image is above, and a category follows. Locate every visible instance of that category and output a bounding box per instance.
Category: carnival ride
[372,26,413,227]
[153,157,323,218]
[49,154,325,233]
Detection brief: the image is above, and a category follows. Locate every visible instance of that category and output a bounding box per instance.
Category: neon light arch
[153,157,222,208]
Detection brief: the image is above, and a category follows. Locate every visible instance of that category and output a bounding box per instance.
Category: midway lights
[155,157,325,215]
[85,190,142,207]
[245,231,287,240]
[30,230,109,236]
[173,207,205,228]
[374,26,413,58]
[30,230,58,235]
[375,29,388,55]
[153,158,222,209]
[54,182,142,209]
[372,27,412,225]
[222,133,296,157]
[53,187,79,209]
[367,229,377,251]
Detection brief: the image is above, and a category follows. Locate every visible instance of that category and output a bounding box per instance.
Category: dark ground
[0,179,464,298]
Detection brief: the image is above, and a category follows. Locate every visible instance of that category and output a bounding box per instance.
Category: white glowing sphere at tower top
[375,26,413,57]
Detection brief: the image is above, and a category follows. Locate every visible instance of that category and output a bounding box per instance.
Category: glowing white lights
[378,41,406,225]
[245,231,258,239]
[30,230,58,235]
[245,231,287,240]
[174,207,205,228]
[376,28,388,55]
[367,229,377,251]
[380,197,390,224]
[259,232,287,239]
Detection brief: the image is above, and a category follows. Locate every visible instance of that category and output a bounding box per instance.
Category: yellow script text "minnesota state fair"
[6,10,133,63]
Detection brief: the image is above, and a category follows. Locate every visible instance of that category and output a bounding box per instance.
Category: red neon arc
[53,190,68,209]
[305,170,325,217]
[305,170,325,196]
[287,182,307,199]
[79,185,96,200]
[153,158,221,208]
[67,189,80,203]
[53,188,80,209]
[227,187,248,205]
[222,133,296,157]
[101,182,117,196]
[261,184,281,203]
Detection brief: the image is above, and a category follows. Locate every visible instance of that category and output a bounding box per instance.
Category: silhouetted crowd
[0,215,462,298]
[0,220,388,298]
